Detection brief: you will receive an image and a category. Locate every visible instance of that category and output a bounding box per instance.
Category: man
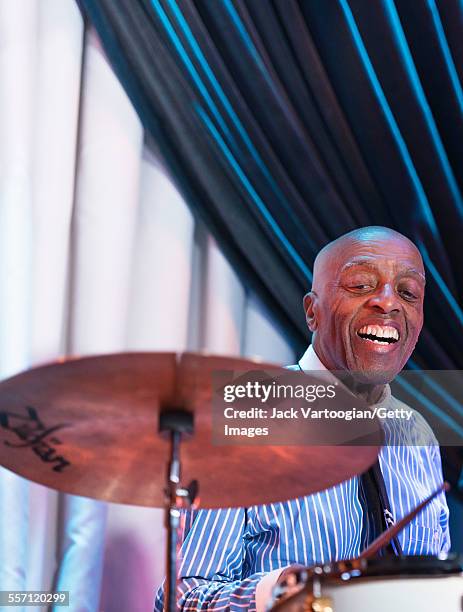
[154,226,450,611]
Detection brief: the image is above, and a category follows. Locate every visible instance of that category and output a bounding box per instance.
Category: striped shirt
[154,346,450,611]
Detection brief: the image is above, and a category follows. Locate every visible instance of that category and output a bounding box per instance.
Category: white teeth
[357,325,400,341]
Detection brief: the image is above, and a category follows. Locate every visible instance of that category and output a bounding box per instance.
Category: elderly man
[154,226,450,611]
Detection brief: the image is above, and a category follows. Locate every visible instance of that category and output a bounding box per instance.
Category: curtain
[0,2,295,611]
[78,0,463,497]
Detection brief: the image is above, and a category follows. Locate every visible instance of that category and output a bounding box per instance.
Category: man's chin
[351,370,395,385]
[349,366,399,385]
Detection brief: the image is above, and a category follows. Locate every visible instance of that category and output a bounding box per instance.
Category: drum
[270,555,463,612]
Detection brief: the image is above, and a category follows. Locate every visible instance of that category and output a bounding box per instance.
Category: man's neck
[308,344,387,406]
[336,374,386,405]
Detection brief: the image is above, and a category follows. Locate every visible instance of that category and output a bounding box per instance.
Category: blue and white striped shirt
[154,346,450,611]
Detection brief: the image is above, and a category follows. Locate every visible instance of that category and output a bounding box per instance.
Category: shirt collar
[298,344,328,372]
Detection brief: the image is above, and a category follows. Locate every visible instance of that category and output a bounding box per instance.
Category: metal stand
[159,410,196,612]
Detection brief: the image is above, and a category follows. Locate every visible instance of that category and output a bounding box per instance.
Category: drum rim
[349,553,463,577]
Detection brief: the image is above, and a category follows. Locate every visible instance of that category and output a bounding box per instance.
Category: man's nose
[366,283,401,314]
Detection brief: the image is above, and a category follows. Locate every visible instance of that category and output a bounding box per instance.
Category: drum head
[269,555,463,611]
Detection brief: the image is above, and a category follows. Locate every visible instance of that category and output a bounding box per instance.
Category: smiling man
[304,226,426,398]
[154,226,450,612]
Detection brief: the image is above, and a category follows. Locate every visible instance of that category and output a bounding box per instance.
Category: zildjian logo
[0,405,71,472]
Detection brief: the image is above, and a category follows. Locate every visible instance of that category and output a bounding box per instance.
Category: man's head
[304,226,425,385]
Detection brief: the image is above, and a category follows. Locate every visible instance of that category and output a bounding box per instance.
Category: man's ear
[303,291,318,332]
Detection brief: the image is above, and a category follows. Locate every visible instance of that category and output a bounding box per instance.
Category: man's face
[305,235,425,384]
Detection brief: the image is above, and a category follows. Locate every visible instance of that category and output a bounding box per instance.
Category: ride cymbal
[0,352,381,508]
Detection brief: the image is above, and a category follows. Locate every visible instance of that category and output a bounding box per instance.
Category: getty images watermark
[222,381,413,422]
[211,369,463,446]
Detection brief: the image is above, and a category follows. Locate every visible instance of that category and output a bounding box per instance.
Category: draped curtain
[79,0,463,495]
[0,2,295,610]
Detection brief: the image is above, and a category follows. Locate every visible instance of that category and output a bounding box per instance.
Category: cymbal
[0,352,381,508]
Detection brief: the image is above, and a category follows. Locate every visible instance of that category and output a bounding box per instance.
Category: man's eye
[349,284,372,291]
[399,289,417,300]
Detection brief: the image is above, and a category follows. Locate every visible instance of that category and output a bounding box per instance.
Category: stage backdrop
[79,0,463,501]
[0,2,295,611]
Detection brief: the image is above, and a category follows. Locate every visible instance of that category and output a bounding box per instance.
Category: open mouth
[356,325,400,345]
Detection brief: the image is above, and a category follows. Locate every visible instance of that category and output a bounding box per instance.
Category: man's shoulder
[388,393,439,446]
